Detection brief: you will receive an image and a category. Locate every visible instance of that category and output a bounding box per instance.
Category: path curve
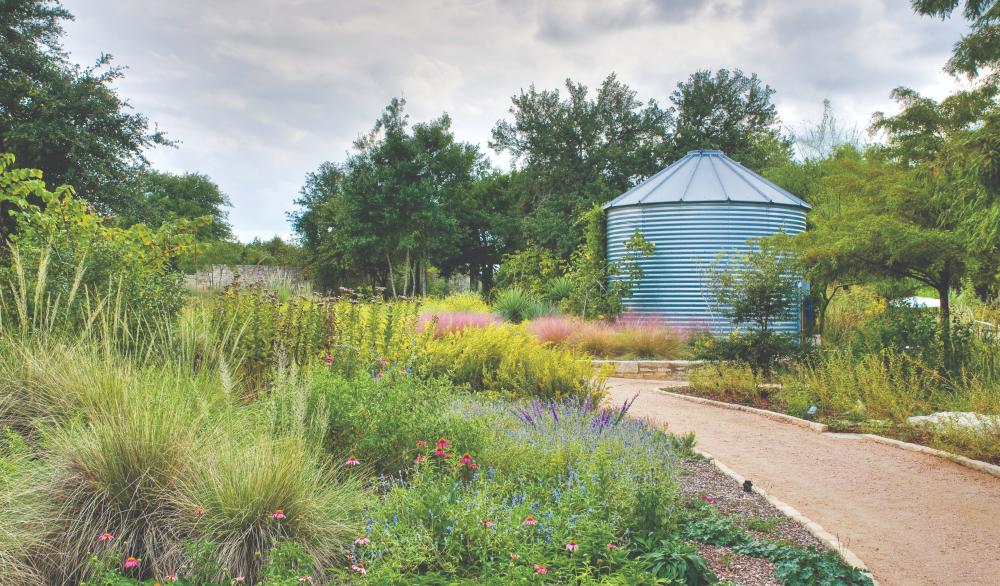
[606,378,1000,586]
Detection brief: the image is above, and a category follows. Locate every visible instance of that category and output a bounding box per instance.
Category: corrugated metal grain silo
[604,150,810,334]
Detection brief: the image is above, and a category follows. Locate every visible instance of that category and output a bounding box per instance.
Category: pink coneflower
[481,519,496,528]
[606,543,618,550]
[433,448,449,458]
[299,577,313,583]
[124,557,140,570]
[355,535,370,545]
[416,440,427,448]
[436,437,450,449]
[164,575,178,582]
[351,563,367,575]
[702,495,716,504]
[98,532,114,542]
[323,355,333,366]
[565,540,578,552]
[460,452,473,464]
[193,507,206,517]
[523,516,538,526]
[272,509,287,520]
[414,455,426,464]
[345,455,360,466]
[378,356,389,366]
[469,462,478,471]
[534,564,548,575]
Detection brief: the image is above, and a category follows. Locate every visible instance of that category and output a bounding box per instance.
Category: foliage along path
[605,378,1000,586]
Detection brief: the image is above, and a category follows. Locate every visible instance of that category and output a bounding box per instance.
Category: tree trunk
[386,254,397,298]
[938,283,952,372]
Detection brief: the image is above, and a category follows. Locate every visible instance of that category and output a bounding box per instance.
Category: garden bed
[673,384,1000,467]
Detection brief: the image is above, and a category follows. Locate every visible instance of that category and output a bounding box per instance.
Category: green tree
[491,73,672,258]
[291,99,480,294]
[670,69,792,171]
[0,0,169,214]
[912,0,1000,77]
[122,170,232,240]
[703,240,802,376]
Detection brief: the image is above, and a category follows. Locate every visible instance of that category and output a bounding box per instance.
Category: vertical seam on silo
[708,155,729,201]
[679,154,703,203]
[725,155,775,204]
[638,154,693,205]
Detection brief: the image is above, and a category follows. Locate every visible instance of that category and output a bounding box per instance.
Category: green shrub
[779,349,947,422]
[287,371,489,473]
[421,293,490,314]
[688,363,761,404]
[421,324,603,402]
[494,244,562,296]
[634,537,715,585]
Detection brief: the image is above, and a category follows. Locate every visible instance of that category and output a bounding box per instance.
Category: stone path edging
[696,448,878,584]
[658,390,829,432]
[658,387,1000,480]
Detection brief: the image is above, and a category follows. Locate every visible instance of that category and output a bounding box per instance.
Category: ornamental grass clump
[416,311,501,337]
[0,432,49,586]
[174,432,364,581]
[41,390,200,582]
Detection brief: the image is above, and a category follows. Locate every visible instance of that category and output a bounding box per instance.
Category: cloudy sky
[60,0,970,241]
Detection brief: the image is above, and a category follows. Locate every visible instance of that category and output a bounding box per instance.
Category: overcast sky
[60,0,970,241]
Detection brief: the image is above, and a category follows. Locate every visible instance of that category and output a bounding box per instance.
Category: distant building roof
[604,150,811,210]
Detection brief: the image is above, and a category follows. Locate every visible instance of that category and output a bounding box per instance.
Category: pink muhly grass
[527,316,582,345]
[417,311,501,337]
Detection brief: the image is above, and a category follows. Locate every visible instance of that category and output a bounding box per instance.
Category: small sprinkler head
[743,480,753,493]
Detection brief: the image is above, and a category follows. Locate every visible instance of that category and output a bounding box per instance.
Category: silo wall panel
[606,202,807,335]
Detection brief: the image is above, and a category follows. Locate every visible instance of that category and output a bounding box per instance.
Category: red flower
[123,557,140,570]
[323,355,333,366]
[351,562,367,575]
[414,455,426,464]
[433,448,449,458]
[460,452,473,464]
[272,509,287,520]
[193,507,206,517]
[345,455,361,466]
[481,519,496,528]
[469,462,478,470]
[606,543,618,550]
[534,564,548,575]
[702,495,716,504]
[416,440,427,448]
[98,532,114,542]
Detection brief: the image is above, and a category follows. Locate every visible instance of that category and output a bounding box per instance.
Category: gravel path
[607,377,1000,586]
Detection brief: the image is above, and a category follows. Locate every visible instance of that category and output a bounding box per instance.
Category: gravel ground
[678,458,825,550]
[696,543,780,586]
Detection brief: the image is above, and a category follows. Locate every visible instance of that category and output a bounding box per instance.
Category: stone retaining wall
[592,359,702,381]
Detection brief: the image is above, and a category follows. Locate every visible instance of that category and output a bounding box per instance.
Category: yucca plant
[492,288,539,324]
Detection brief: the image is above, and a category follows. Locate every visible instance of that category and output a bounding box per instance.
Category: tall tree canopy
[291,98,483,293]
[491,74,672,258]
[912,0,1000,77]
[669,68,791,171]
[0,0,168,214]
[121,171,232,241]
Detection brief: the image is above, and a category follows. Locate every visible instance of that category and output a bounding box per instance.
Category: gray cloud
[60,0,967,240]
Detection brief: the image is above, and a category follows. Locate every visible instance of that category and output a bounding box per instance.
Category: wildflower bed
[0,288,871,585]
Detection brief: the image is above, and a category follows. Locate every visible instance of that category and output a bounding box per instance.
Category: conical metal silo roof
[604,150,811,210]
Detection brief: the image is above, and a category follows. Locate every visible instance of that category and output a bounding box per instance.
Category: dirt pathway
[606,378,1000,586]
